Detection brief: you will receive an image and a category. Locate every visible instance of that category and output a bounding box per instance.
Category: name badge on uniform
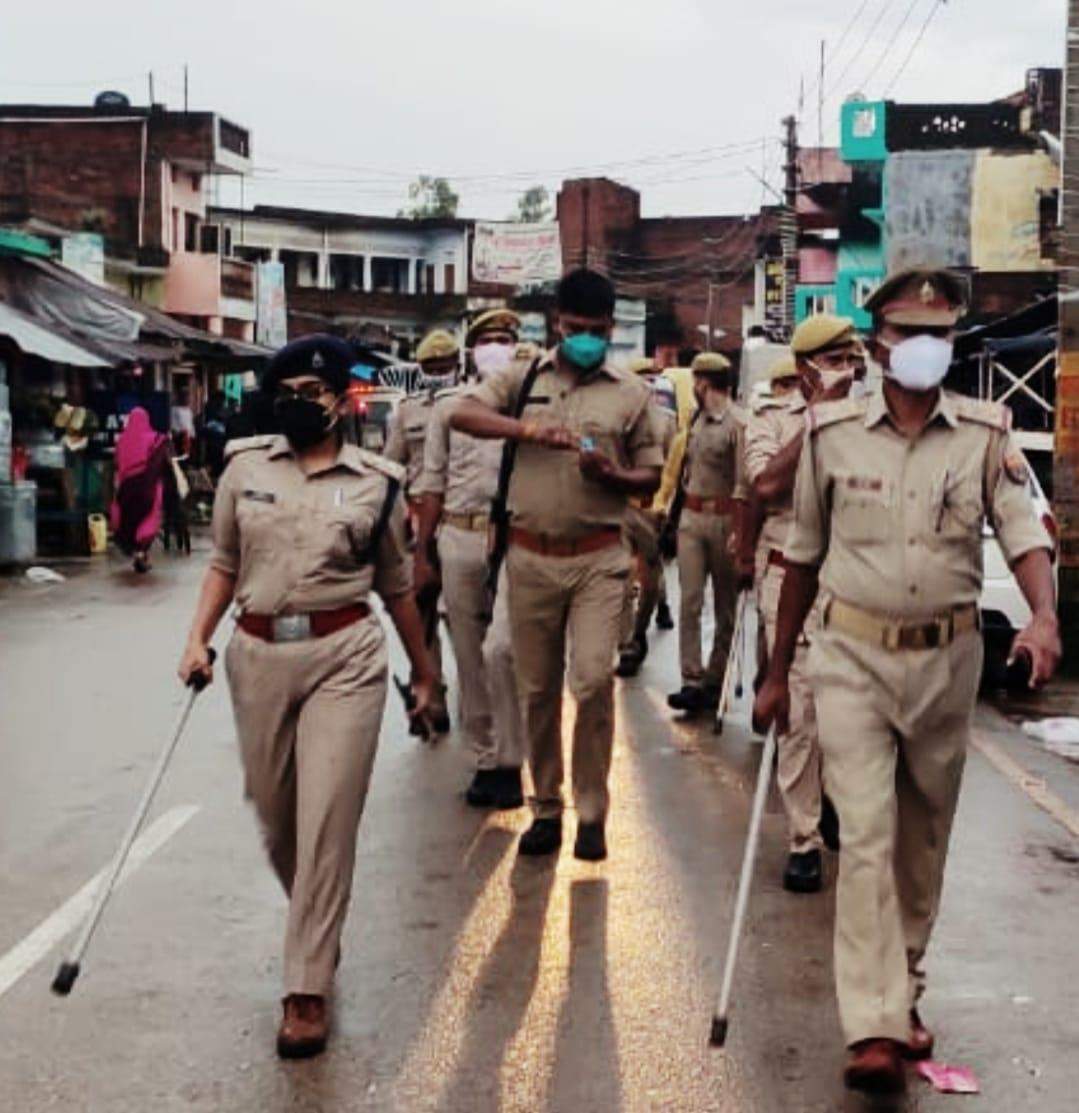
[242,489,276,504]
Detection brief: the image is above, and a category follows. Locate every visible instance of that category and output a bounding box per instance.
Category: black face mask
[273,395,337,450]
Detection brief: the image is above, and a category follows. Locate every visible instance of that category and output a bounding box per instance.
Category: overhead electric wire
[883,0,947,95]
[856,0,925,98]
[822,0,898,107]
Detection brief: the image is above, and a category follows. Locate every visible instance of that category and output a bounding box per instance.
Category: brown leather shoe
[277,994,329,1059]
[904,1008,935,1061]
[844,1039,907,1094]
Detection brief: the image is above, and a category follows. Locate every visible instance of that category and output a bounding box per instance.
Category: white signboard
[61,233,105,286]
[256,262,288,349]
[472,222,562,286]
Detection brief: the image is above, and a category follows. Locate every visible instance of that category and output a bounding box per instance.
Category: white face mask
[884,334,954,392]
[473,342,516,379]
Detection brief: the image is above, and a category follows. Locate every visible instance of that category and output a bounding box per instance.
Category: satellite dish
[94,91,131,109]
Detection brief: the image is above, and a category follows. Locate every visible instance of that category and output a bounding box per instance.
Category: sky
[1,0,1067,221]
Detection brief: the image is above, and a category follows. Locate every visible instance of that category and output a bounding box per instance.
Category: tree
[510,185,552,223]
[398,176,459,220]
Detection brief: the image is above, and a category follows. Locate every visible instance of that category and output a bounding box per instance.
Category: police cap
[262,334,355,395]
[864,267,966,327]
[628,356,656,376]
[790,313,857,357]
[415,329,460,365]
[690,352,731,376]
[768,353,798,382]
[466,308,520,347]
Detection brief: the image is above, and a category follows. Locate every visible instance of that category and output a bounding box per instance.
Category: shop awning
[0,301,108,367]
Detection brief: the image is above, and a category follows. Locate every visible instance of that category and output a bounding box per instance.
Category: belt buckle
[882,623,901,651]
[273,613,312,642]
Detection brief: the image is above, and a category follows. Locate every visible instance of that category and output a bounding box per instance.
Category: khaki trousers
[810,621,981,1045]
[619,507,663,649]
[225,618,387,996]
[507,541,630,824]
[677,508,737,687]
[759,561,824,853]
[438,524,524,770]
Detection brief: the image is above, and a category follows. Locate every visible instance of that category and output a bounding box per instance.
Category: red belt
[768,548,792,571]
[684,493,734,515]
[509,526,623,558]
[238,602,371,642]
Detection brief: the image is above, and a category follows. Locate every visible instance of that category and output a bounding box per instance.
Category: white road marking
[0,804,200,999]
[971,730,1079,840]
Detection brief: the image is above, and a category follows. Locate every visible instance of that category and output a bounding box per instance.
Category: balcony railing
[221,257,254,301]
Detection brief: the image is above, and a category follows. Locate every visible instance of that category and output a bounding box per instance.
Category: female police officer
[178,335,435,1059]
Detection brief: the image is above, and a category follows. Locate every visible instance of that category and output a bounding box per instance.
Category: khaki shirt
[211,435,411,614]
[416,386,504,515]
[743,393,807,554]
[384,391,438,494]
[682,402,746,500]
[785,388,1051,617]
[464,348,662,538]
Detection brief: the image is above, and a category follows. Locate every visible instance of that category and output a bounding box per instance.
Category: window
[184,213,200,253]
[425,264,435,294]
[851,276,880,310]
[171,207,180,251]
[444,262,456,293]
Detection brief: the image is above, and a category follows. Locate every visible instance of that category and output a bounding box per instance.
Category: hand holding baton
[52,649,216,997]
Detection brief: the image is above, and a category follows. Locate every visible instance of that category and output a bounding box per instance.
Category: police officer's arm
[178,464,241,685]
[753,433,827,734]
[451,366,576,449]
[988,435,1061,685]
[383,407,407,464]
[375,501,437,713]
[579,394,662,495]
[413,404,449,594]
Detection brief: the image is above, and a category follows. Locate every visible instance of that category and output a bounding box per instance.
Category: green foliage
[398,176,460,220]
[510,185,552,224]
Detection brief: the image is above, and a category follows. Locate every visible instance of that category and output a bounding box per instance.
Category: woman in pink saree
[110,407,169,573]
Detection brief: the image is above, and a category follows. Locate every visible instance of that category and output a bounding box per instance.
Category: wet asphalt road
[2,541,1078,1112]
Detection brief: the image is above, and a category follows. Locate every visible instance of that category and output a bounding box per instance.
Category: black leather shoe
[574,821,607,861]
[655,601,675,630]
[493,767,524,810]
[668,685,705,713]
[519,817,562,856]
[820,794,841,852]
[783,849,823,893]
[615,635,647,678]
[465,769,499,808]
[701,685,720,711]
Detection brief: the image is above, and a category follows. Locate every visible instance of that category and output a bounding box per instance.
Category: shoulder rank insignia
[951,393,1011,432]
[356,448,405,483]
[224,434,276,460]
[806,395,868,434]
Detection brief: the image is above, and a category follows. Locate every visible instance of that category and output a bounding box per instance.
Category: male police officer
[616,357,678,677]
[450,269,662,861]
[668,352,745,715]
[739,316,865,893]
[414,309,526,808]
[754,269,1060,1094]
[384,329,458,732]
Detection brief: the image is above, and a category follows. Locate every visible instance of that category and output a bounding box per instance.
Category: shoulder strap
[494,356,544,510]
[357,472,401,564]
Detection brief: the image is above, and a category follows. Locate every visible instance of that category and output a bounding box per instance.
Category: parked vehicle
[341,384,405,453]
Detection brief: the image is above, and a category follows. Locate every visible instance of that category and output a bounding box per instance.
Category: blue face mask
[561,332,609,370]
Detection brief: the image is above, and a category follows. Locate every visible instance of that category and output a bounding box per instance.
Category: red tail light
[1042,512,1059,560]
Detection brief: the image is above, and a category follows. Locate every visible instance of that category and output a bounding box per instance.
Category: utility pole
[1056,0,1079,663]
[183,64,189,113]
[147,71,155,106]
[781,114,799,338]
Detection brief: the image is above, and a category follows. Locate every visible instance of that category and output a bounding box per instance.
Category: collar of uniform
[864,385,958,430]
[787,393,808,415]
[538,347,621,382]
[266,435,367,476]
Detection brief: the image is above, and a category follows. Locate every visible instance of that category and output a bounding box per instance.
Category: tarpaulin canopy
[0,301,109,367]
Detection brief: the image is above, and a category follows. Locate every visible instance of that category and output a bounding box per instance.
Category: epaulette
[729,402,749,426]
[224,434,276,460]
[434,384,461,402]
[950,392,1011,432]
[356,449,406,483]
[806,395,868,434]
[751,394,784,415]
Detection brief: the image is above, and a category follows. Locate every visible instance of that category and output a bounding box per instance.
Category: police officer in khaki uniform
[616,357,677,677]
[755,269,1060,1094]
[414,308,526,809]
[738,316,866,894]
[178,335,436,1060]
[451,269,662,861]
[384,328,457,731]
[668,351,745,715]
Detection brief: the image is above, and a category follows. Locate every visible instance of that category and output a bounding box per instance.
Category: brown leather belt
[823,597,978,652]
[509,526,622,558]
[767,548,791,571]
[238,603,371,643]
[684,493,734,515]
[443,510,490,533]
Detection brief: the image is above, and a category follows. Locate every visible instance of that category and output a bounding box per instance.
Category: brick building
[555,178,779,361]
[0,99,256,339]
